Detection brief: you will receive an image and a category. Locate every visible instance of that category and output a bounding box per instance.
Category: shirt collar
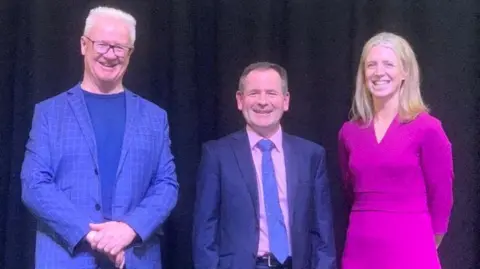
[246,126,283,153]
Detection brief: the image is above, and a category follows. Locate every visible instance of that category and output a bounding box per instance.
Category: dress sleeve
[338,123,353,204]
[420,119,454,234]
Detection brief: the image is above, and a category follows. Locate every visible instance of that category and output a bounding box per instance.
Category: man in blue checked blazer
[20,6,178,269]
[192,62,336,269]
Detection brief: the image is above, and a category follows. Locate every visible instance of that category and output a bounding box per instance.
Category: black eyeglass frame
[83,36,134,57]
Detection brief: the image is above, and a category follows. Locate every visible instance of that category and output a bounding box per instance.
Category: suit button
[94,168,99,175]
[95,204,101,211]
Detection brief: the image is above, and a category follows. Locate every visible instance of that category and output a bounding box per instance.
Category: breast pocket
[126,132,158,179]
[133,131,157,153]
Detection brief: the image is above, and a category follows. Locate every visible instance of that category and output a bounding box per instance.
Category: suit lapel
[231,130,259,219]
[283,133,299,229]
[67,86,98,168]
[116,90,139,177]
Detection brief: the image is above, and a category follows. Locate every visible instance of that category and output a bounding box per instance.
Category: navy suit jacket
[193,130,336,269]
[21,85,179,269]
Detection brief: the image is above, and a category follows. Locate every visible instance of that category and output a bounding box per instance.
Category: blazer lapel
[67,86,98,168]
[231,130,259,219]
[116,90,139,177]
[283,133,299,229]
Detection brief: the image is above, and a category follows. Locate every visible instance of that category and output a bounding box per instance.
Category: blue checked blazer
[21,85,179,269]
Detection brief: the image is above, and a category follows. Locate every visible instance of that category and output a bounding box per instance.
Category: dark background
[0,1,478,268]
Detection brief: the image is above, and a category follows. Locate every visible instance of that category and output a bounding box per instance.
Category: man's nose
[103,47,117,59]
[257,93,268,104]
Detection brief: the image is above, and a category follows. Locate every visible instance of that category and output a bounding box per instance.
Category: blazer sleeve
[192,142,220,269]
[21,104,91,254]
[312,147,337,269]
[121,109,179,241]
[420,119,454,234]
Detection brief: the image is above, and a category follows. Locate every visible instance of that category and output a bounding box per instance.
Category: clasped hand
[85,221,137,269]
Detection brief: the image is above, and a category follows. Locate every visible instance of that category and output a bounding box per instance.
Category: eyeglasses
[83,36,133,57]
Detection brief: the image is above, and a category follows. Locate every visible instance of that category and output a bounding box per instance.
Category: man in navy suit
[193,62,336,269]
[21,6,178,269]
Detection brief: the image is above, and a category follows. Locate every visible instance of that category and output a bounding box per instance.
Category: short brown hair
[238,62,288,94]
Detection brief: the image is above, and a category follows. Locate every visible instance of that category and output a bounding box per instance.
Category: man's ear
[80,36,87,56]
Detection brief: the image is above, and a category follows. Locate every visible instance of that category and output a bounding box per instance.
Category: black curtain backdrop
[0,1,478,268]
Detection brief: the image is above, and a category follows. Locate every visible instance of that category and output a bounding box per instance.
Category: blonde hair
[84,6,137,45]
[350,32,428,124]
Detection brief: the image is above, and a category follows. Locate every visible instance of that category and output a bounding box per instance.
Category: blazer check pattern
[21,85,179,269]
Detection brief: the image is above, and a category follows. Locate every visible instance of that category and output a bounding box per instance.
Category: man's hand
[86,230,97,244]
[89,221,137,256]
[86,226,127,268]
[108,250,126,269]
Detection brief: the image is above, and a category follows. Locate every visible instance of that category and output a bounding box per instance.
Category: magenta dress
[338,112,454,269]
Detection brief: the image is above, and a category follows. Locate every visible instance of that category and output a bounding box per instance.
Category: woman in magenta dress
[338,32,454,269]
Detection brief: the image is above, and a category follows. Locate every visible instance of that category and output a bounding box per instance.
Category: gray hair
[84,6,137,45]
